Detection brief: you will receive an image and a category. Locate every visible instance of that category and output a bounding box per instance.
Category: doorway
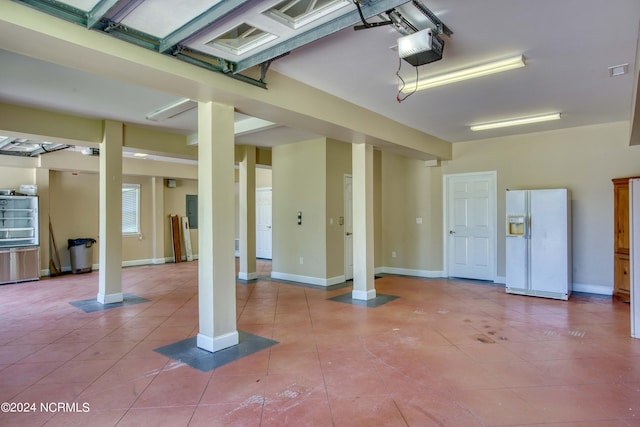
[256,188,272,259]
[344,175,353,281]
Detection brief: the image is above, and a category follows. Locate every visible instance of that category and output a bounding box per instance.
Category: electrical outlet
[299,257,304,264]
[392,251,397,258]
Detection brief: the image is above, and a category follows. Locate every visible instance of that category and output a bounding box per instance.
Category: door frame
[442,171,497,281]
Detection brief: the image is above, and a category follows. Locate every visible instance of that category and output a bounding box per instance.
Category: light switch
[416,217,423,224]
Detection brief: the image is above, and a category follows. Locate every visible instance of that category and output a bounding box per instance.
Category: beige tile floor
[0,260,639,426]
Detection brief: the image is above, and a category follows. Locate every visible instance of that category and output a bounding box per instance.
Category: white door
[256,188,272,259]
[445,172,496,281]
[344,175,353,281]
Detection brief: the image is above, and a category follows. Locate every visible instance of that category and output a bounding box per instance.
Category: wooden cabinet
[613,177,640,301]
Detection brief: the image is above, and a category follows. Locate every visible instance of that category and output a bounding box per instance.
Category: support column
[239,145,257,280]
[352,143,376,301]
[197,101,238,352]
[35,168,50,276]
[151,177,165,264]
[98,120,123,304]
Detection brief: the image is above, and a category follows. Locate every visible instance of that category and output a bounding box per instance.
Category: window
[186,194,198,229]
[122,184,140,234]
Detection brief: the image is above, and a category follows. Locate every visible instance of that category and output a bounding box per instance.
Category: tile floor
[1,260,639,426]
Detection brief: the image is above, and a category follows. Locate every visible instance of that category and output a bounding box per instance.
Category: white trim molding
[352,289,376,300]
[271,271,345,287]
[382,267,445,278]
[572,283,613,296]
[97,292,124,304]
[239,272,258,280]
[197,330,239,353]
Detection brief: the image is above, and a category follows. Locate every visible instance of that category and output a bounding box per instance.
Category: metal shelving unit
[0,195,40,284]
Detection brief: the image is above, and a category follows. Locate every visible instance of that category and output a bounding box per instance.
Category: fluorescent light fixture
[470,113,561,131]
[146,98,197,122]
[401,55,525,92]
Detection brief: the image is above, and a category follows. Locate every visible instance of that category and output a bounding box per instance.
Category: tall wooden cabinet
[613,177,640,302]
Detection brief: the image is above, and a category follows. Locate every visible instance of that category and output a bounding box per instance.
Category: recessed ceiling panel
[120,0,224,38]
[266,0,350,29]
[206,22,278,56]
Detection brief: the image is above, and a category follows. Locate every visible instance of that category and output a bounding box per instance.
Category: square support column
[151,177,165,264]
[197,101,239,352]
[239,145,257,280]
[351,143,376,300]
[35,168,50,275]
[98,120,123,304]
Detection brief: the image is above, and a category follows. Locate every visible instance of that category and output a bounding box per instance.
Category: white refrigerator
[505,189,572,300]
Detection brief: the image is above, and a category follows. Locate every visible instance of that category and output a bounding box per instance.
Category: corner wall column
[197,101,238,352]
[351,142,376,300]
[239,145,257,280]
[98,120,123,304]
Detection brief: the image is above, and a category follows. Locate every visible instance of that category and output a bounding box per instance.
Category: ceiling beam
[159,0,252,53]
[234,0,408,73]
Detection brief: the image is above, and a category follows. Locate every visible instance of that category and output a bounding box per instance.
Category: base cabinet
[0,247,40,285]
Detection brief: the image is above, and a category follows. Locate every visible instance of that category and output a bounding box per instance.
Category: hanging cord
[396,58,419,103]
[352,0,393,30]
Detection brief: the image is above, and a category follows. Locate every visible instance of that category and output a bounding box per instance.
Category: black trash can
[68,238,96,274]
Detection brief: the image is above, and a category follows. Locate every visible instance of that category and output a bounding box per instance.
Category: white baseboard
[238,272,258,280]
[494,276,506,284]
[122,259,154,268]
[381,267,445,278]
[197,330,239,353]
[352,289,376,300]
[97,292,123,304]
[572,283,613,295]
[271,271,345,287]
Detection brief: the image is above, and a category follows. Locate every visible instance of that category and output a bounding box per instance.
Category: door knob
[449,230,456,234]
[346,232,352,236]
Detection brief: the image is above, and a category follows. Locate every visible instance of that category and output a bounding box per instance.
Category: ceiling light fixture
[470,112,561,131]
[401,55,525,92]
[146,99,197,122]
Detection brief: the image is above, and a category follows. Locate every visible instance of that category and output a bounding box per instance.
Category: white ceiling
[1,0,639,155]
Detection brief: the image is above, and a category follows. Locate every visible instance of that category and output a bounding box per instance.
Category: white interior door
[344,175,353,281]
[445,172,496,281]
[256,188,272,259]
